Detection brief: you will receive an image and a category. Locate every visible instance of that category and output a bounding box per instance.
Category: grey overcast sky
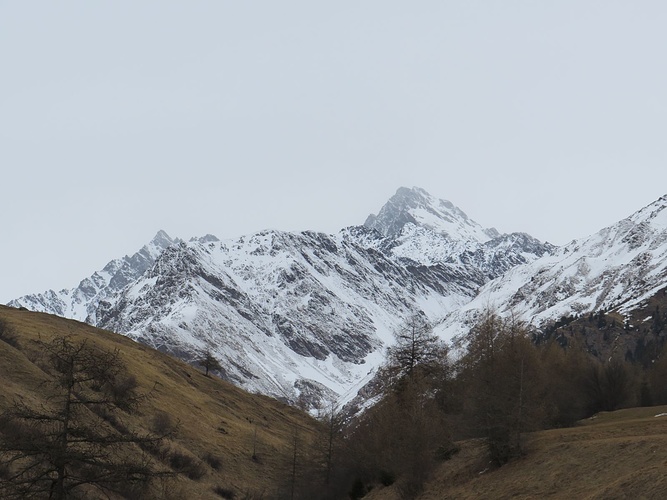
[2,1,667,303]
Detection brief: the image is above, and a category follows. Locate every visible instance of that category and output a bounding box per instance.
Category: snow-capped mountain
[438,195,667,339]
[9,230,179,323]
[365,186,500,242]
[363,187,554,276]
[9,187,553,407]
[95,229,471,404]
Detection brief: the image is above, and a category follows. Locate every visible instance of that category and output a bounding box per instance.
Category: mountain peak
[141,230,181,262]
[150,230,176,249]
[364,186,495,242]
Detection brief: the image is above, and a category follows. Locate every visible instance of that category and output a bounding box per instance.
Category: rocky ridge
[7,187,560,407]
[437,195,667,341]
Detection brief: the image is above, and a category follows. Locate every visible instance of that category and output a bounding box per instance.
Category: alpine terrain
[14,188,667,410]
[8,187,553,408]
[437,194,667,343]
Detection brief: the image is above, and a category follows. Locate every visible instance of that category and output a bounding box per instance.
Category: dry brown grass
[10,304,667,499]
[366,404,667,499]
[0,305,321,499]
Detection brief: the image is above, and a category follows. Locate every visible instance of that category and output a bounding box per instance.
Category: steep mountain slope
[8,230,179,323]
[438,195,667,339]
[94,228,478,406]
[0,305,321,499]
[8,187,553,407]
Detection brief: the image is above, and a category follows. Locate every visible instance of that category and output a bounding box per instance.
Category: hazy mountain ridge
[363,187,554,274]
[364,186,499,242]
[9,230,179,323]
[437,194,667,340]
[93,225,486,404]
[7,187,563,406]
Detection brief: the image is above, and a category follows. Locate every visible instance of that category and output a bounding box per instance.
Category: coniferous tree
[0,336,171,500]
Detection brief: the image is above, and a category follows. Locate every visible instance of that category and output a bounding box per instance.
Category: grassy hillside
[0,305,321,499]
[365,405,667,499]
[6,304,667,499]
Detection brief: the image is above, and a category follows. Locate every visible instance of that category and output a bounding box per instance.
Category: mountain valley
[9,187,667,410]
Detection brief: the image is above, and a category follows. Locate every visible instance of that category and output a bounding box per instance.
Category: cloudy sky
[2,1,667,303]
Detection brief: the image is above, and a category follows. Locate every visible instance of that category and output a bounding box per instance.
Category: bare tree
[458,310,544,465]
[387,314,447,383]
[198,348,222,377]
[585,357,634,412]
[344,314,453,497]
[315,400,346,486]
[0,335,171,499]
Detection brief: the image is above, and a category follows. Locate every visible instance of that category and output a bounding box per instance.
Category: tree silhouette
[198,348,222,377]
[458,310,544,465]
[0,336,171,499]
[386,314,446,382]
